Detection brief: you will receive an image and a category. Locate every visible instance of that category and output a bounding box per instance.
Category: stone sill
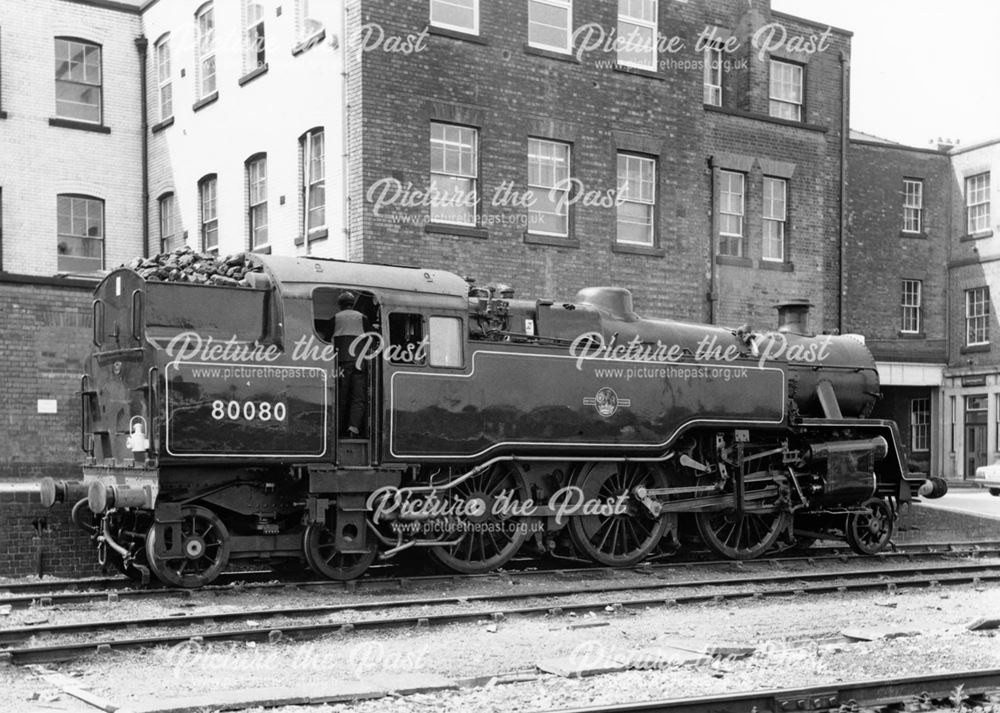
[48,117,111,134]
[192,91,219,113]
[429,26,488,45]
[425,223,488,240]
[612,243,666,257]
[150,116,174,134]
[523,44,579,64]
[238,64,269,87]
[523,233,578,248]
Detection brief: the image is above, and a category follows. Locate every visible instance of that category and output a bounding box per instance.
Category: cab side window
[429,316,464,368]
[388,313,426,365]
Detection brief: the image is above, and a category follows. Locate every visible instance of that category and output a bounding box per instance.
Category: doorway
[964,394,988,479]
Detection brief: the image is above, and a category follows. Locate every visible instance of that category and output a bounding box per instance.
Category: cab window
[388,313,426,365]
[312,287,378,342]
[429,316,464,368]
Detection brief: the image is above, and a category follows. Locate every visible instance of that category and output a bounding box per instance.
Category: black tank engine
[41,253,947,586]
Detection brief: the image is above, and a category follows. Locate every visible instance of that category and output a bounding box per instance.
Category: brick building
[0,0,144,575]
[846,133,1000,481]
[941,138,1000,481]
[844,131,952,477]
[141,0,345,260]
[349,0,852,330]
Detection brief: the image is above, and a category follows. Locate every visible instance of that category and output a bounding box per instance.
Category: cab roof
[253,255,470,300]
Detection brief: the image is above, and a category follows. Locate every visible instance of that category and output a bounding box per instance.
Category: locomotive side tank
[40,253,945,586]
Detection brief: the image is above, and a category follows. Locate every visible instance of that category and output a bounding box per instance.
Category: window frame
[966,286,990,347]
[296,0,324,40]
[768,58,803,122]
[199,174,219,253]
[56,193,105,273]
[527,137,571,238]
[429,121,479,227]
[528,0,573,55]
[301,128,326,243]
[910,398,930,453]
[762,176,787,263]
[195,2,217,99]
[718,170,745,257]
[902,178,923,234]
[966,172,991,235]
[430,0,480,35]
[703,40,722,106]
[900,279,922,335]
[154,34,172,122]
[428,315,465,369]
[617,0,657,71]
[616,152,657,247]
[387,312,427,366]
[246,154,268,250]
[243,0,266,72]
[54,37,103,124]
[158,192,178,253]
[995,394,1000,454]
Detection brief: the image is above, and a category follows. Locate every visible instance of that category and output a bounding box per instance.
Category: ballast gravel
[1,583,998,712]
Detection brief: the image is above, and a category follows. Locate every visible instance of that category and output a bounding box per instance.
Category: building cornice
[58,0,141,15]
[769,10,853,38]
[849,138,948,157]
[0,272,98,290]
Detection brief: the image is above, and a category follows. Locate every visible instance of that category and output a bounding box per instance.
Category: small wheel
[568,463,669,567]
[845,498,894,555]
[304,524,377,580]
[145,505,230,588]
[428,464,532,574]
[989,488,1000,497]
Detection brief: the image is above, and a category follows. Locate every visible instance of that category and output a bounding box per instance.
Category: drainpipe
[707,155,718,324]
[135,36,150,258]
[838,50,850,334]
[342,2,351,261]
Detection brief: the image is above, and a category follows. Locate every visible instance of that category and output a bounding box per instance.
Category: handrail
[147,366,159,456]
[80,374,93,455]
[91,300,103,347]
[131,290,143,343]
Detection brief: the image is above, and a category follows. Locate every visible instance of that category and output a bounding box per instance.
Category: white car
[974,464,1000,496]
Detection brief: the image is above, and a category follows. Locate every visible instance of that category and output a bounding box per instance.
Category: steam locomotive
[40,253,947,587]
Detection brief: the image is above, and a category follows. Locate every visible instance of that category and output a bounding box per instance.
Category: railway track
[536,668,1000,713]
[2,559,999,666]
[2,539,997,610]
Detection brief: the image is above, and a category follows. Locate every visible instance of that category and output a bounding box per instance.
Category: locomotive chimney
[775,299,813,335]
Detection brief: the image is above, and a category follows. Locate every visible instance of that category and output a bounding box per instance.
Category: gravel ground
[3,552,997,638]
[2,582,999,712]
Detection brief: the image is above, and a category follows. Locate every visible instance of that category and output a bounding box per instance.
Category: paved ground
[917,488,1000,522]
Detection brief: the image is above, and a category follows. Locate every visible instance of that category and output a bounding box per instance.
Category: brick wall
[0,277,98,577]
[352,0,849,328]
[0,491,101,578]
[947,142,1000,368]
[0,0,144,276]
[142,0,346,261]
[844,140,951,362]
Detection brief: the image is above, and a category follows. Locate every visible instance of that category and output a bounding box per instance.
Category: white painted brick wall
[142,0,346,260]
[0,0,144,276]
